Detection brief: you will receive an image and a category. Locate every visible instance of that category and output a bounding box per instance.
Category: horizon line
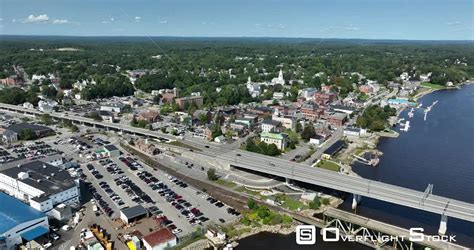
[0,34,473,42]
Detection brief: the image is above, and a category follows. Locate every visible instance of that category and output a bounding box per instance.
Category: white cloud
[159,20,168,24]
[23,14,50,23]
[101,21,110,24]
[52,19,69,24]
[447,21,461,26]
[135,16,141,22]
[0,18,3,22]
[110,17,115,22]
[344,24,359,31]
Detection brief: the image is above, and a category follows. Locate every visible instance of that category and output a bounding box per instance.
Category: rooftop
[6,123,53,134]
[323,140,345,156]
[1,160,77,196]
[0,192,46,234]
[120,205,148,220]
[143,228,176,247]
[260,132,287,140]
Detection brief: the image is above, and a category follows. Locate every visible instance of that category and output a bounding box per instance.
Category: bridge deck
[324,208,469,249]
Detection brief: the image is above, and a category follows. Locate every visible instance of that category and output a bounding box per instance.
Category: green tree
[301,123,316,141]
[247,198,257,210]
[207,168,218,181]
[19,128,37,140]
[309,197,321,209]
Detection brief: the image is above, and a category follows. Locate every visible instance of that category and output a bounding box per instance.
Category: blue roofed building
[0,192,49,250]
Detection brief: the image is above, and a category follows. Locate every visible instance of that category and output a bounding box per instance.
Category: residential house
[261,120,282,133]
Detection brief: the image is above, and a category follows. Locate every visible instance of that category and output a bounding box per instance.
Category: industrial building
[0,192,49,250]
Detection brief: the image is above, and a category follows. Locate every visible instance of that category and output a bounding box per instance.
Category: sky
[0,0,472,40]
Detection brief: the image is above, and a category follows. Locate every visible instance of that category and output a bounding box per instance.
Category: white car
[61,225,71,231]
[43,242,53,249]
[172,229,182,234]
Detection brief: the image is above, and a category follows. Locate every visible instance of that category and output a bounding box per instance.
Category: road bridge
[217,150,474,235]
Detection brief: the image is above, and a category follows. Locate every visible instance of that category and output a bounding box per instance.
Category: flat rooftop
[0,192,46,234]
[1,160,77,195]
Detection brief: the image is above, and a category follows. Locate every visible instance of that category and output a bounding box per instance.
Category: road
[216,149,474,223]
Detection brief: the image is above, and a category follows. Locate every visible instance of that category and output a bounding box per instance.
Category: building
[314,92,337,106]
[344,127,367,137]
[103,145,121,157]
[309,134,325,146]
[98,110,114,122]
[6,123,54,139]
[322,140,345,159]
[138,110,160,123]
[327,113,347,126]
[272,92,285,100]
[100,104,124,113]
[37,100,58,112]
[261,120,282,133]
[142,228,177,250]
[235,117,255,128]
[1,129,18,144]
[246,77,261,98]
[0,160,80,215]
[175,96,204,109]
[271,69,285,85]
[330,105,356,115]
[260,132,288,150]
[0,192,49,250]
[301,103,325,121]
[272,110,295,130]
[120,205,148,224]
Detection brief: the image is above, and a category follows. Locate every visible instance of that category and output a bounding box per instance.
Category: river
[238,84,474,249]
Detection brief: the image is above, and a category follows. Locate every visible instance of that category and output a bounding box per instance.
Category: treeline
[245,137,281,156]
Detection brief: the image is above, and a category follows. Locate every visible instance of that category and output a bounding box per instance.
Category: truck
[93,205,98,212]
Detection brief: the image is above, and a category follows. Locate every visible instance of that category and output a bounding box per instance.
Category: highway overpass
[217,150,474,233]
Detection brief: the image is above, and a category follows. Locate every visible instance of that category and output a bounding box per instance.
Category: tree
[265,144,281,156]
[295,122,302,133]
[40,114,54,125]
[247,198,257,210]
[309,197,321,209]
[86,112,103,122]
[301,123,316,141]
[207,168,218,181]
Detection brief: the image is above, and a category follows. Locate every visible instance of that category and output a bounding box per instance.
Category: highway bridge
[217,150,474,234]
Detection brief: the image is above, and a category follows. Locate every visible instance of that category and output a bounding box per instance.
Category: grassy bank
[316,160,341,172]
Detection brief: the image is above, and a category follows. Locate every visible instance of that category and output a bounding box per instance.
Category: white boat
[408,108,414,118]
[400,121,410,132]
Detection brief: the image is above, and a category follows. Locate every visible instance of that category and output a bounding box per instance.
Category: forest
[0,36,472,106]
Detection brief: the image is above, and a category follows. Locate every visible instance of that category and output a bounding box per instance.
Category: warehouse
[0,192,49,249]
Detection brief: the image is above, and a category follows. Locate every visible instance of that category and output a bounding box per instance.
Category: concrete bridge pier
[352,194,362,209]
[285,177,291,184]
[438,214,448,235]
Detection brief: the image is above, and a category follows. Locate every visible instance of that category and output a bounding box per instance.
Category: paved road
[304,126,343,165]
[217,149,474,223]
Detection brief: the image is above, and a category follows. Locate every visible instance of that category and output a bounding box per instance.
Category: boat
[400,121,410,132]
[408,108,414,118]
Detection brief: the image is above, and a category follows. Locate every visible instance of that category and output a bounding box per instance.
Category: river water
[238,84,474,249]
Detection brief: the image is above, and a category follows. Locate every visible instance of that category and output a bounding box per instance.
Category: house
[299,88,318,100]
[175,96,204,109]
[1,129,18,144]
[272,92,285,100]
[103,145,121,157]
[261,120,282,133]
[142,228,177,250]
[260,132,288,150]
[138,110,160,123]
[214,135,226,143]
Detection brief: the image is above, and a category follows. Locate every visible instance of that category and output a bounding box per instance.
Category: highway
[217,149,474,223]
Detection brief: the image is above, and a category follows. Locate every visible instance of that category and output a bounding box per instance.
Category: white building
[38,99,58,112]
[272,109,296,130]
[261,120,282,133]
[272,92,285,100]
[142,228,177,250]
[344,127,367,137]
[260,132,288,150]
[100,104,124,113]
[0,160,80,217]
[0,192,49,250]
[271,69,285,85]
[246,77,261,98]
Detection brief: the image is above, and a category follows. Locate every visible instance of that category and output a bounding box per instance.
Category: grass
[167,140,202,151]
[235,186,265,199]
[174,235,206,250]
[421,82,446,90]
[215,179,238,188]
[274,194,308,211]
[316,160,341,172]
